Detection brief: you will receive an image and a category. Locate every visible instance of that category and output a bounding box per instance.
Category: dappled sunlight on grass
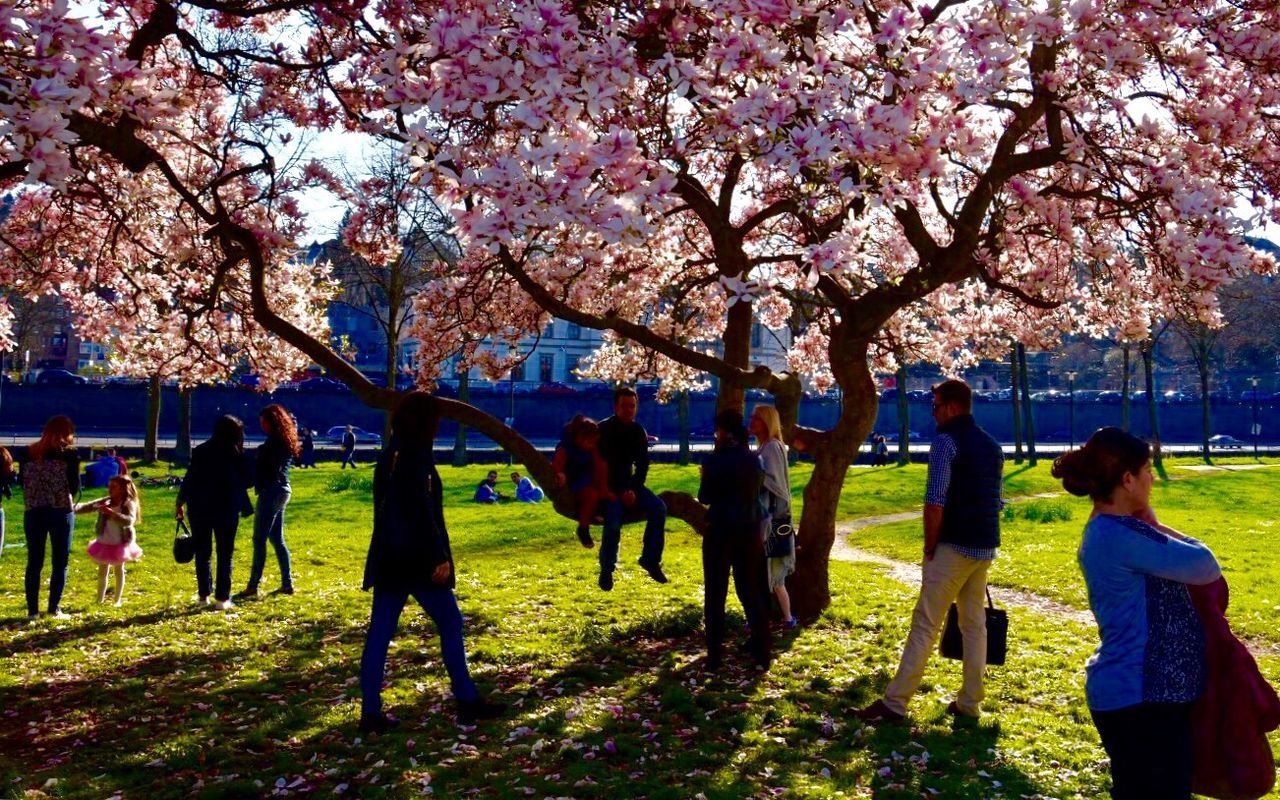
[0,461,1276,797]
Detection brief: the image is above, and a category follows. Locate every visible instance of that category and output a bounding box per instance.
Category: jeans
[0,505,5,559]
[193,516,239,601]
[341,447,356,468]
[1091,702,1194,799]
[248,488,292,591]
[702,528,771,665]
[359,586,479,719]
[883,545,992,716]
[600,486,666,574]
[24,507,75,616]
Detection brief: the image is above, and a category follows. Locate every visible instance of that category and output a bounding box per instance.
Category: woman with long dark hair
[20,415,81,620]
[240,404,300,598]
[177,415,255,610]
[359,391,502,733]
[1053,427,1221,800]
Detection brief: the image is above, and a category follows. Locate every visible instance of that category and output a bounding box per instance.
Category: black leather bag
[172,519,196,564]
[764,515,795,559]
[939,587,1007,666]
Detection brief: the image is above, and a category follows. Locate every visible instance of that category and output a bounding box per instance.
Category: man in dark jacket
[597,386,667,591]
[855,379,1003,722]
[359,392,501,734]
[698,409,770,671]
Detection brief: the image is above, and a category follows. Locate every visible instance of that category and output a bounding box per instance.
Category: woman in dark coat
[358,391,502,733]
[20,415,80,620]
[242,404,299,597]
[698,409,771,671]
[177,415,254,610]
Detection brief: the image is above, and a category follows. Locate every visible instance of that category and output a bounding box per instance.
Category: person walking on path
[298,426,317,468]
[598,386,667,591]
[359,391,503,733]
[240,404,299,598]
[178,415,255,610]
[854,379,1003,722]
[77,474,143,606]
[698,409,771,671]
[340,425,358,469]
[750,405,797,628]
[20,415,81,621]
[1052,427,1221,800]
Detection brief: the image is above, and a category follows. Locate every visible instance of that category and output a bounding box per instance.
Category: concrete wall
[1,384,1276,445]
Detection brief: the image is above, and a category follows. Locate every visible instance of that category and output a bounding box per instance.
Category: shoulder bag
[939,587,1007,666]
[172,518,196,564]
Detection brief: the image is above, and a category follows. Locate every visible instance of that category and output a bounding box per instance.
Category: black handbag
[939,587,1007,666]
[172,519,196,564]
[764,515,795,559]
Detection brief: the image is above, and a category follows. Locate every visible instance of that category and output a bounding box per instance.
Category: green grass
[853,460,1280,646]
[0,460,1276,798]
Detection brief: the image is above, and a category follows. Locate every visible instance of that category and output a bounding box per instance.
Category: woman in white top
[749,405,797,627]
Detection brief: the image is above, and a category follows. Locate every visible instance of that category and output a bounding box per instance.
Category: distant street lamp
[1066,370,1078,450]
[1250,376,1260,459]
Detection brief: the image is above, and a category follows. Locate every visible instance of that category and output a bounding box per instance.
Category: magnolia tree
[2,1,1278,617]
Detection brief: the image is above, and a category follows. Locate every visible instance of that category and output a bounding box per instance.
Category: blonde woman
[749,405,797,627]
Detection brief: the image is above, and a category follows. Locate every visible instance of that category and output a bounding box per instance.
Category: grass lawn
[0,460,1276,798]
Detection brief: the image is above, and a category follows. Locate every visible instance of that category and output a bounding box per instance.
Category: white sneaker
[27,613,39,625]
[50,609,70,619]
[197,596,211,606]
[214,599,234,611]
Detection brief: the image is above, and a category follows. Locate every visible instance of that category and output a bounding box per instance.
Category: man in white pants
[853,379,1003,722]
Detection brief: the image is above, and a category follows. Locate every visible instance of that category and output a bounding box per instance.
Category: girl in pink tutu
[77,475,143,606]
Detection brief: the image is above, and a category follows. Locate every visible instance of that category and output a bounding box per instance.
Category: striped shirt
[925,433,997,561]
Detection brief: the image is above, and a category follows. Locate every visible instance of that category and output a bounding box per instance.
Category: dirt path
[831,497,1280,658]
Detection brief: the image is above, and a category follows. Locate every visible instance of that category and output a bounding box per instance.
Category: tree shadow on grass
[0,604,208,658]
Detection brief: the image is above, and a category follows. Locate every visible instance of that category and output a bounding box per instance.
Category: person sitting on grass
[552,415,612,548]
[359,391,503,733]
[510,471,544,503]
[473,470,504,503]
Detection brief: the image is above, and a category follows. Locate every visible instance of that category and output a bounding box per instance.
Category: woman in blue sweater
[1052,428,1221,800]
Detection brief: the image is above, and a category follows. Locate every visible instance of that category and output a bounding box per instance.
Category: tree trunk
[144,374,161,464]
[1121,342,1132,432]
[895,364,910,465]
[384,316,399,440]
[1142,341,1163,471]
[453,367,471,467]
[1017,344,1037,465]
[174,386,193,466]
[790,363,876,620]
[1199,358,1212,464]
[1010,346,1023,464]
[678,389,690,466]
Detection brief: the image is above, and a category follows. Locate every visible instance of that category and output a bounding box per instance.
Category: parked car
[324,426,383,447]
[537,381,577,395]
[1029,390,1064,403]
[297,377,348,392]
[1208,434,1246,449]
[36,369,87,386]
[1095,390,1123,404]
[646,434,659,447]
[878,388,899,401]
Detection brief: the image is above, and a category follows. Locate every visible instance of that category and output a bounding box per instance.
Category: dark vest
[937,414,1003,549]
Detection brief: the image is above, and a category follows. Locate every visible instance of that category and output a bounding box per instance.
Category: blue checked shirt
[925,433,997,561]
